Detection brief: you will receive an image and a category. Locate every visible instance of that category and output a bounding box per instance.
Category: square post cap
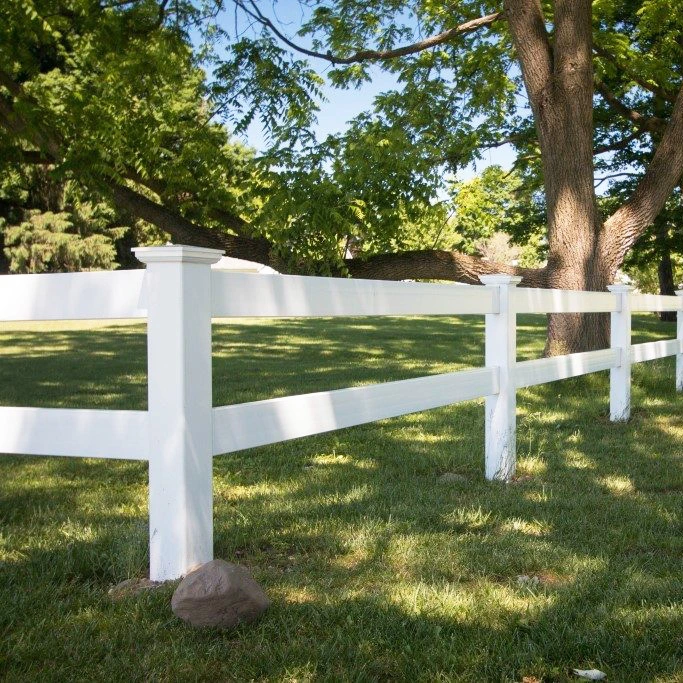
[479,274,523,286]
[133,244,224,265]
[607,284,634,294]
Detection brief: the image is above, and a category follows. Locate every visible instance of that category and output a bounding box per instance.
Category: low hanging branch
[344,249,546,287]
[237,0,503,65]
[0,68,535,284]
[595,80,668,134]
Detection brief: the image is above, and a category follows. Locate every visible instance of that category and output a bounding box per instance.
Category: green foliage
[0,0,262,247]
[3,209,118,272]
[447,166,545,257]
[0,169,124,272]
[2,0,681,276]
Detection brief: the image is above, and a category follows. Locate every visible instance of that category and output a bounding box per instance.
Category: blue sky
[242,66,517,182]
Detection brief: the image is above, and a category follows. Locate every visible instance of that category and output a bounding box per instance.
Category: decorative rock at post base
[171,559,271,629]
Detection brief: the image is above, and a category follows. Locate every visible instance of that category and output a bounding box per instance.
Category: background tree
[622,188,683,321]
[1,0,682,353]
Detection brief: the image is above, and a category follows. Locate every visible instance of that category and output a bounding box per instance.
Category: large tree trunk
[506,0,612,354]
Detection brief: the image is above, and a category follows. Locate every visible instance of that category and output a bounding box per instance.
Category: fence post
[607,284,633,422]
[479,274,522,481]
[677,288,683,392]
[134,244,224,581]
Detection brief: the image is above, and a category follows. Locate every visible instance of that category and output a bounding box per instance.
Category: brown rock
[171,559,270,629]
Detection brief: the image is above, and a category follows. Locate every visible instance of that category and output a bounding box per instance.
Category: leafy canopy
[1,0,682,273]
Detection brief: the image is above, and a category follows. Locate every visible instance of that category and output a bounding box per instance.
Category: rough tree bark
[504,0,683,353]
[506,0,610,353]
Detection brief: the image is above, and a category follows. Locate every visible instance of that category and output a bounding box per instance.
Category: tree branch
[504,0,553,110]
[595,79,668,134]
[603,83,683,262]
[345,249,546,287]
[238,1,503,65]
[594,130,645,155]
[109,182,273,263]
[0,71,23,98]
[593,44,678,103]
[594,172,640,189]
[123,167,252,236]
[18,149,55,164]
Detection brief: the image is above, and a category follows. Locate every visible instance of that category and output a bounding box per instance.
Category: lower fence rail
[514,349,619,389]
[0,407,148,460]
[212,367,498,455]
[631,339,682,363]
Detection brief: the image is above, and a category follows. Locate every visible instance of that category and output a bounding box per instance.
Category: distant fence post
[677,289,683,392]
[480,274,522,481]
[608,284,633,422]
[134,244,224,582]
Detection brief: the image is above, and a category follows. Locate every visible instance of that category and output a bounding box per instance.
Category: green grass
[1,314,682,682]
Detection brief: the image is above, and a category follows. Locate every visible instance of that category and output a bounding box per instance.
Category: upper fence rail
[210,271,497,317]
[0,270,147,322]
[1,269,681,323]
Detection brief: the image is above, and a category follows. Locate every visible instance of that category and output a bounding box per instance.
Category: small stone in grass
[517,574,540,588]
[171,559,270,629]
[108,577,162,601]
[572,669,607,681]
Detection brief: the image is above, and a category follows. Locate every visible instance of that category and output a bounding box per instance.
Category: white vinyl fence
[1,245,682,581]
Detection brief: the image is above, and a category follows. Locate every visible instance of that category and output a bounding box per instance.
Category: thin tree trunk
[656,224,676,322]
[0,229,8,274]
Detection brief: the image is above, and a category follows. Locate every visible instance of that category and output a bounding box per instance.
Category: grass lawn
[1,313,682,682]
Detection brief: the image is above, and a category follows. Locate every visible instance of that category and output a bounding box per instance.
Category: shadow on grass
[0,314,682,680]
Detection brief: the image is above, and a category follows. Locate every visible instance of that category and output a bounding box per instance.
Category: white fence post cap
[133,244,224,265]
[479,274,523,286]
[607,284,634,293]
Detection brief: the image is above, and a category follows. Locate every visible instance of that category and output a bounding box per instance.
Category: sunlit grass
[0,313,682,681]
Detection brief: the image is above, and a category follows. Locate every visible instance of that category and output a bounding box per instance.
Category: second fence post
[677,289,683,392]
[608,284,632,422]
[480,274,521,482]
[134,244,224,582]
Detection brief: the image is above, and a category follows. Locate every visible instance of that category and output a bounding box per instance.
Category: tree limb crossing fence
[0,245,681,581]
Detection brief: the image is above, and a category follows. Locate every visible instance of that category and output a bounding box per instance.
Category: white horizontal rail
[0,407,148,460]
[630,293,682,312]
[0,270,147,322]
[512,288,618,314]
[514,349,619,389]
[211,271,495,318]
[630,339,681,363]
[212,367,498,455]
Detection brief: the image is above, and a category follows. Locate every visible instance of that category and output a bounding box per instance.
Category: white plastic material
[480,275,521,481]
[135,245,223,581]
